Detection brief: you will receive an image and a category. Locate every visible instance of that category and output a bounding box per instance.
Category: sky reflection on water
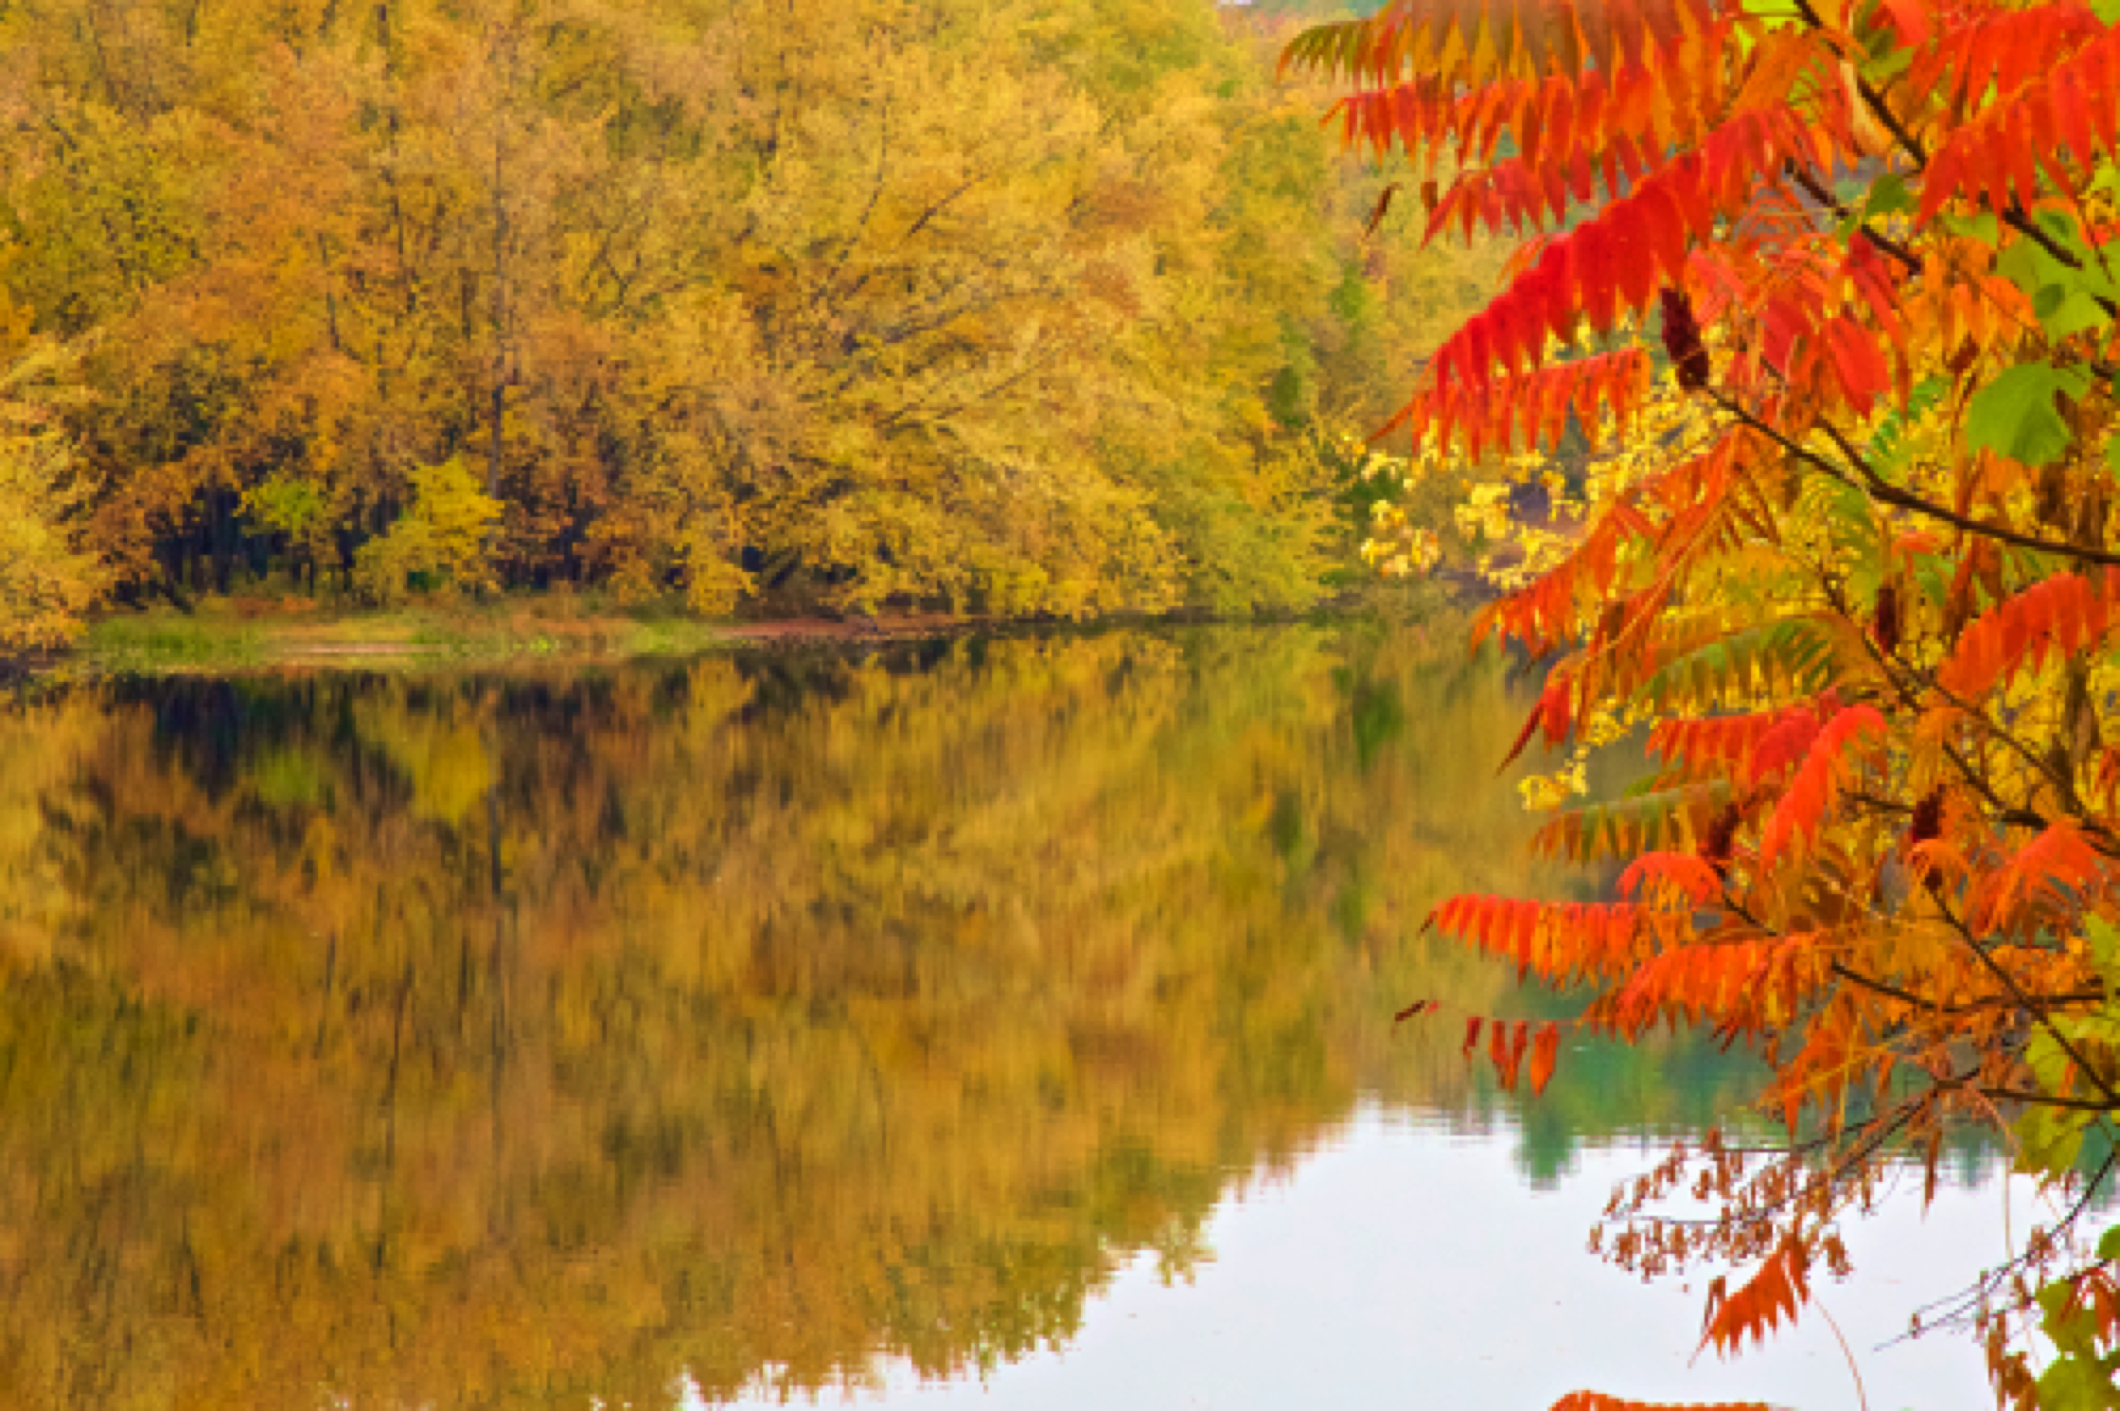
[765,1108,2021,1411]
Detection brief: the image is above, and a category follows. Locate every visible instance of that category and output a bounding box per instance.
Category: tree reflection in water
[0,626,1764,1408]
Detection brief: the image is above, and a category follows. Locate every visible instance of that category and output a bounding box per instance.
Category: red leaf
[1501,675,1574,770]
[1414,112,1804,395]
[1917,26,2120,222]
[1874,0,1930,46]
[1760,297,1811,375]
[1743,710,1823,786]
[1756,705,1885,873]
[1823,317,1888,415]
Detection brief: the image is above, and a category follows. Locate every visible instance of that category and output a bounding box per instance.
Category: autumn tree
[0,345,103,649]
[0,0,1504,624]
[1290,0,2120,1403]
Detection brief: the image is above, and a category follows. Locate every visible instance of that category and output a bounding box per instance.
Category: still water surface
[0,625,2023,1408]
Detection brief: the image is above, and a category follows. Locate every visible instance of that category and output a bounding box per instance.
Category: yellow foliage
[0,0,1504,621]
[0,348,103,650]
[351,457,502,605]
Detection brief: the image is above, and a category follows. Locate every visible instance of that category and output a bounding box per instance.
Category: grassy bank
[36,581,1451,678]
[72,597,749,674]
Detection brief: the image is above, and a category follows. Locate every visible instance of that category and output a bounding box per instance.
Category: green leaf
[2041,207,2088,243]
[2035,1349,2120,1411]
[1998,240,2043,291]
[1861,43,1913,85]
[1998,226,2120,309]
[2029,1028,2073,1090]
[2088,917,2120,994]
[1967,362,2092,466]
[2034,1277,2120,1411]
[1866,172,1913,217]
[1840,172,1916,238]
[2040,289,2112,341]
[2018,1100,2089,1175]
[1999,239,2081,299]
[1869,374,1947,479]
[1634,618,1840,712]
[1943,211,2001,245]
[2097,1223,2120,1263]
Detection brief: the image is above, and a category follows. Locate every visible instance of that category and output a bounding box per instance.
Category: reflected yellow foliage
[0,628,1702,1407]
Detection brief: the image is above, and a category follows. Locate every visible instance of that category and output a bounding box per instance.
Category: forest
[0,0,1501,649]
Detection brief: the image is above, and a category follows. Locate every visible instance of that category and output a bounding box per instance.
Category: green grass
[56,589,1424,678]
[82,613,271,671]
[74,595,735,674]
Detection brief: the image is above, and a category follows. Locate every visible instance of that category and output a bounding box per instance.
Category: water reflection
[0,626,1934,1408]
[823,1108,2021,1411]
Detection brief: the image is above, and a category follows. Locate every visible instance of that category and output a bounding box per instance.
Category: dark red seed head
[1909,788,1944,847]
[1908,788,1946,895]
[1699,800,1744,875]
[1659,287,1712,392]
[1872,582,1901,657]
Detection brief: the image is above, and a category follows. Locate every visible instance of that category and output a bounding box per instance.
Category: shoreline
[14,591,1440,679]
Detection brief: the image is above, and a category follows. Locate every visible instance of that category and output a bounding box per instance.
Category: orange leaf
[1616,852,1723,907]
[1698,1239,1810,1357]
[1427,895,1651,985]
[1755,705,1884,874]
[1528,1022,1561,1095]
[1974,822,2107,933]
[1936,571,2120,697]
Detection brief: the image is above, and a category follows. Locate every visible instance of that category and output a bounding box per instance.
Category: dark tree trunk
[160,539,195,611]
[210,487,235,593]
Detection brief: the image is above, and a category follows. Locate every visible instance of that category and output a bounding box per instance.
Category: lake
[0,624,2028,1408]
